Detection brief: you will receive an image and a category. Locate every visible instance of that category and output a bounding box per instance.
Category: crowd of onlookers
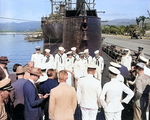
[0,46,150,120]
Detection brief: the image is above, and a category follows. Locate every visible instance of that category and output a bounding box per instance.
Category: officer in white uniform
[93,50,104,82]
[100,66,134,120]
[43,49,55,69]
[65,51,74,86]
[55,47,67,74]
[31,46,44,68]
[139,56,150,76]
[77,64,102,120]
[121,49,132,71]
[71,47,79,63]
[74,52,87,89]
[84,49,92,64]
[110,62,124,83]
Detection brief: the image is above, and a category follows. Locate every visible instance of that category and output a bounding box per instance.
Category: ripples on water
[0,34,44,73]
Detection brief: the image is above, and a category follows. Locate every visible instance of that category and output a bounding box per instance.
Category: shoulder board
[33,53,36,54]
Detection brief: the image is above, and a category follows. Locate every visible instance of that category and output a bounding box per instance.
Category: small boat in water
[24,32,43,42]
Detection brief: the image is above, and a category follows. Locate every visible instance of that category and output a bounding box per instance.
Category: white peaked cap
[110,62,121,68]
[78,52,85,55]
[84,49,89,53]
[35,46,41,50]
[109,66,120,75]
[66,51,72,55]
[71,47,76,51]
[45,49,50,53]
[87,64,97,69]
[139,56,148,63]
[58,47,65,51]
[136,62,145,68]
[94,50,99,54]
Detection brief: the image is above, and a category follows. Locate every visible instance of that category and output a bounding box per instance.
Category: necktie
[58,54,63,63]
[73,55,76,63]
[86,57,89,64]
[96,58,99,66]
[46,56,50,63]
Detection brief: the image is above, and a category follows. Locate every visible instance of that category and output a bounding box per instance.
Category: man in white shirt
[65,51,74,86]
[100,66,134,120]
[74,52,87,89]
[31,46,44,68]
[121,49,132,71]
[93,50,104,81]
[43,49,55,69]
[77,64,102,120]
[71,47,79,63]
[55,47,67,74]
[110,62,124,83]
[84,49,92,64]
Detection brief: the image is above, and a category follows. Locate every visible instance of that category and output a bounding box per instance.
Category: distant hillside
[0,21,41,32]
[101,19,136,27]
[0,19,136,32]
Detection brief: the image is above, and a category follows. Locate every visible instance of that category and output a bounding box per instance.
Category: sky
[0,0,150,23]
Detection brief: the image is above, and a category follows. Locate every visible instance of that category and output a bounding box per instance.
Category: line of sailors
[0,46,150,120]
[31,46,104,87]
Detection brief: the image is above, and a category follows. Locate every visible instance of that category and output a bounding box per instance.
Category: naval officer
[121,49,132,71]
[65,51,74,86]
[93,50,104,82]
[44,49,55,69]
[55,47,67,74]
[100,66,134,120]
[74,52,87,89]
[71,47,79,63]
[84,49,92,64]
[77,64,102,120]
[110,62,124,83]
[31,46,44,68]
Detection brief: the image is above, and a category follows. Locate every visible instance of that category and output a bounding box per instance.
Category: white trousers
[81,107,97,120]
[105,111,122,120]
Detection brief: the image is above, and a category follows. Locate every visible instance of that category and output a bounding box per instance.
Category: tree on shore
[136,17,141,27]
[139,16,146,28]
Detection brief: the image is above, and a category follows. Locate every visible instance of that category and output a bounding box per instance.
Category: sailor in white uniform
[100,66,134,120]
[74,52,87,89]
[71,47,79,63]
[65,51,74,86]
[55,47,67,74]
[77,64,102,120]
[121,49,132,71]
[84,49,92,64]
[139,56,150,76]
[31,46,44,68]
[93,50,104,82]
[110,62,124,83]
[43,49,55,69]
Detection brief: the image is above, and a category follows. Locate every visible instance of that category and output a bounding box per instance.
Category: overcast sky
[0,0,149,23]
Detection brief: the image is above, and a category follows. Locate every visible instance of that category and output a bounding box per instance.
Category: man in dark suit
[39,69,58,120]
[23,68,49,120]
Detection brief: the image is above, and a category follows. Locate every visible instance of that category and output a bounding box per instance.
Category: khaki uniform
[134,74,150,120]
[93,56,104,82]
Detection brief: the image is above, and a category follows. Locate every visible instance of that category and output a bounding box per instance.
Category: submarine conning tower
[63,0,102,57]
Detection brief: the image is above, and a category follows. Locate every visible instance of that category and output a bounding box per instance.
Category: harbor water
[0,34,44,73]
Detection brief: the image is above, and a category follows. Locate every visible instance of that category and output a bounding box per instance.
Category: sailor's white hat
[84,49,89,53]
[94,50,99,54]
[71,47,76,51]
[66,51,72,55]
[78,52,85,55]
[136,62,145,68]
[45,49,50,53]
[109,66,120,75]
[139,56,148,63]
[35,46,41,50]
[110,62,121,68]
[87,64,97,69]
[58,47,65,51]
